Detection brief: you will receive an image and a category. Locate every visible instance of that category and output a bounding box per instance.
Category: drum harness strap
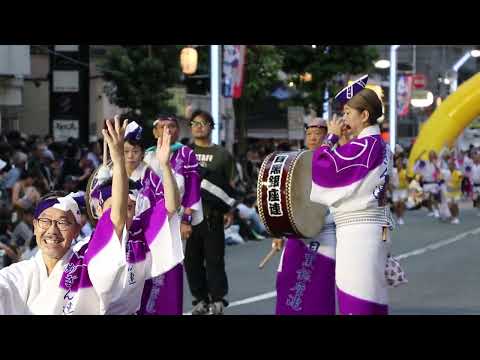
[200,179,236,207]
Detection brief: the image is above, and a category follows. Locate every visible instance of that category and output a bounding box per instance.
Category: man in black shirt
[185,110,237,315]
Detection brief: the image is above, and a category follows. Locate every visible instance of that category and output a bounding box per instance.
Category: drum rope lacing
[332,207,396,229]
[257,152,274,236]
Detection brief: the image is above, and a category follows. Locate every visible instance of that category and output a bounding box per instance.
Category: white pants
[392,189,408,203]
[423,183,439,195]
[335,223,390,307]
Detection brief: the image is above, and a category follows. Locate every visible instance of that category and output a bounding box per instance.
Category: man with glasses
[185,110,237,315]
[0,116,182,315]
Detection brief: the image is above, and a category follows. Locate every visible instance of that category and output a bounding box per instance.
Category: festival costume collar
[357,125,381,138]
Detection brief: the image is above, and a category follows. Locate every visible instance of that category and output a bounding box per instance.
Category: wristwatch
[181,213,193,225]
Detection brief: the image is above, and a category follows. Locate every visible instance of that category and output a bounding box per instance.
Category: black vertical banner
[49,45,90,145]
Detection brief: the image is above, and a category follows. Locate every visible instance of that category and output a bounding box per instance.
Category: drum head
[257,150,327,240]
[85,162,113,226]
[289,150,327,238]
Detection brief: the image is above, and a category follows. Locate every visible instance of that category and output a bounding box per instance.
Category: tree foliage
[241,45,285,103]
[277,45,379,115]
[234,45,285,155]
[101,45,183,121]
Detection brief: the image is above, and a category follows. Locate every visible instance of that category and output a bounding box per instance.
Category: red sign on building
[412,74,427,89]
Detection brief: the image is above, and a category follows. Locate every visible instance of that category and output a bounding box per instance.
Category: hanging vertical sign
[223,45,246,99]
[397,75,413,117]
[49,45,89,144]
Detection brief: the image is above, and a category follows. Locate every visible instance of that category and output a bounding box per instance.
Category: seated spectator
[20,235,38,261]
[0,207,13,245]
[44,134,54,146]
[73,153,94,191]
[27,142,54,190]
[87,140,102,168]
[0,241,21,269]
[0,151,28,197]
[236,194,268,239]
[0,159,8,202]
[11,170,42,212]
[224,224,245,246]
[60,143,83,186]
[62,175,78,194]
[10,206,34,254]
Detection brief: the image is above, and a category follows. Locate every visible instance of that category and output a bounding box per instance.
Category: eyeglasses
[37,218,74,231]
[190,121,210,128]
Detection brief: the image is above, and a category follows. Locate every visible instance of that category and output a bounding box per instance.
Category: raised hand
[102,115,128,165]
[156,126,172,168]
[339,123,351,146]
[327,113,344,137]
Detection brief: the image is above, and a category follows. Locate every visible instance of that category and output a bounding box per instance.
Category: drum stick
[258,248,279,269]
[382,227,388,242]
[103,130,108,166]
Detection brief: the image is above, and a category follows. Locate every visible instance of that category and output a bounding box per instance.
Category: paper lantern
[300,72,312,82]
[180,47,198,75]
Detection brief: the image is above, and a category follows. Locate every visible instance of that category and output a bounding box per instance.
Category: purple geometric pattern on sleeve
[312,135,385,188]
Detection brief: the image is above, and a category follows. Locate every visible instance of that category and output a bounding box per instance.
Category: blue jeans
[248,212,267,234]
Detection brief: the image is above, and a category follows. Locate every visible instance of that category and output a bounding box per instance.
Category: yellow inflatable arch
[408,72,480,174]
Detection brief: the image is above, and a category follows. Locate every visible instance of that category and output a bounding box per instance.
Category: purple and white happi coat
[0,205,181,315]
[275,214,336,315]
[310,125,394,315]
[142,145,203,224]
[134,145,202,315]
[469,163,480,194]
[413,160,440,194]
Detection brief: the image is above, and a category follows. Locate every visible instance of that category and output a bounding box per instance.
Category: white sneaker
[433,210,440,218]
[209,301,224,315]
[451,218,460,224]
[397,218,405,225]
[191,300,210,315]
[427,212,435,217]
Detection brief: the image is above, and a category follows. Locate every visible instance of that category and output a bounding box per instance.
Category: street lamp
[374,59,391,69]
[448,48,480,152]
[410,90,434,108]
[375,45,391,69]
[450,48,480,92]
[389,45,400,153]
[470,49,480,58]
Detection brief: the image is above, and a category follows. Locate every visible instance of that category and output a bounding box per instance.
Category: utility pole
[210,45,221,145]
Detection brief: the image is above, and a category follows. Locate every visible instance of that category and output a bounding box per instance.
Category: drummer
[310,75,402,315]
[273,117,339,315]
